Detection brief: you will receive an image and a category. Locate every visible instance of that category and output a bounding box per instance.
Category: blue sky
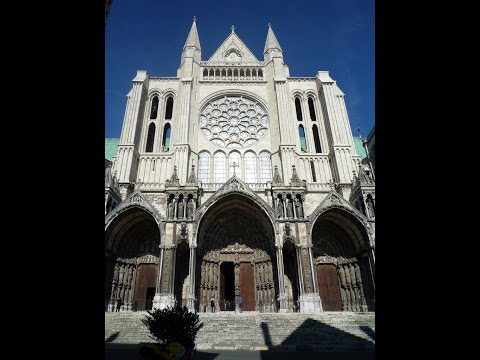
[105,0,374,139]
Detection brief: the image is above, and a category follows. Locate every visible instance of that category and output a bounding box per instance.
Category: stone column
[308,246,317,294]
[354,262,368,312]
[153,245,165,309]
[338,264,347,311]
[344,262,352,311]
[154,245,176,309]
[295,245,305,295]
[291,197,297,219]
[108,261,120,312]
[275,244,288,312]
[298,245,322,313]
[174,199,178,221]
[186,245,197,311]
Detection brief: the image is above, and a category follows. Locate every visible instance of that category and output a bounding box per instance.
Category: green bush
[142,305,204,349]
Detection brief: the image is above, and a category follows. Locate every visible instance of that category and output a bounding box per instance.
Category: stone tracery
[199,96,269,148]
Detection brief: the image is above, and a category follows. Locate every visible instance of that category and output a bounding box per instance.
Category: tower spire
[183,16,201,51]
[264,22,283,54]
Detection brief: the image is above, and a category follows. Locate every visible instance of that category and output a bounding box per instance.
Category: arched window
[228,151,241,178]
[312,124,322,153]
[295,98,303,121]
[145,123,155,152]
[162,123,171,152]
[310,161,317,182]
[258,69,263,78]
[198,152,210,183]
[165,97,173,120]
[308,97,317,121]
[244,152,256,183]
[203,69,208,78]
[214,152,226,183]
[259,152,272,183]
[298,125,307,152]
[150,96,159,119]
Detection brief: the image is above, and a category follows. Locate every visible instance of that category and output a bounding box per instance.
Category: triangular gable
[208,32,259,63]
[196,175,275,221]
[308,190,369,226]
[105,189,164,228]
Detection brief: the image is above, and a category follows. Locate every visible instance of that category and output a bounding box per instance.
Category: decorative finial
[231,25,235,33]
[193,16,196,22]
[328,179,335,190]
[357,127,362,137]
[268,22,272,28]
[230,161,239,175]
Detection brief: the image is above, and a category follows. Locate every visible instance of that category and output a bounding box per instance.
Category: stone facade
[105,19,375,314]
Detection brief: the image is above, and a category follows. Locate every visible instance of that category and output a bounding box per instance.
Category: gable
[208,33,259,63]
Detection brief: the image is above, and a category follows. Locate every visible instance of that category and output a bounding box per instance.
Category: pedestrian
[238,295,243,313]
[210,297,215,313]
[116,297,123,312]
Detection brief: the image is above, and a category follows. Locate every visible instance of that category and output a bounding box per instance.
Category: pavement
[105,343,375,360]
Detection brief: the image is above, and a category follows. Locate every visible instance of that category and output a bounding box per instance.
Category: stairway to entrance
[105,311,375,351]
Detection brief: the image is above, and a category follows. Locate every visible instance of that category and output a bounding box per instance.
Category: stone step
[105,311,375,351]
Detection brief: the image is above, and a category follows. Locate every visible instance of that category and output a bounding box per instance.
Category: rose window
[199,96,269,148]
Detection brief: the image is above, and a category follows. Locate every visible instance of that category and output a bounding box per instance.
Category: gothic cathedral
[105,19,375,314]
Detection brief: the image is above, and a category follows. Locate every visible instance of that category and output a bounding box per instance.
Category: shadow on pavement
[260,318,375,352]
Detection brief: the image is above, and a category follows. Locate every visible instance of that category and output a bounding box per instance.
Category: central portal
[195,193,278,312]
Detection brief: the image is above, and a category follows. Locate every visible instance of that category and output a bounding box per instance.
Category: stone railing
[201,182,266,192]
[306,182,331,191]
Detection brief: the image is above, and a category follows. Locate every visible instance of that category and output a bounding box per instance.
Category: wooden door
[134,264,157,311]
[316,264,342,311]
[240,262,255,311]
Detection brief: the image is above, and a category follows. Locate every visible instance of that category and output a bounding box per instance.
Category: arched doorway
[195,194,276,312]
[311,208,374,312]
[105,206,161,311]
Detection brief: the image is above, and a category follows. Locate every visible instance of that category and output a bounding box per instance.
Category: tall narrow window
[298,125,307,152]
[150,96,159,119]
[259,151,272,183]
[162,124,171,152]
[308,97,317,121]
[312,124,322,153]
[228,151,241,178]
[244,152,257,183]
[295,98,303,121]
[214,152,226,183]
[198,152,210,183]
[165,97,173,120]
[310,161,317,182]
[145,123,155,152]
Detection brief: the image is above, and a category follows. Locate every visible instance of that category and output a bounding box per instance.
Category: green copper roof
[353,136,367,159]
[105,138,120,161]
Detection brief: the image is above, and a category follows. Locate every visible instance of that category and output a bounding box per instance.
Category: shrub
[142,305,204,349]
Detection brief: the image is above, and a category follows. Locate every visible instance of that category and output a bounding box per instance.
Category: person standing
[210,297,215,313]
[238,295,243,313]
[116,297,123,312]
